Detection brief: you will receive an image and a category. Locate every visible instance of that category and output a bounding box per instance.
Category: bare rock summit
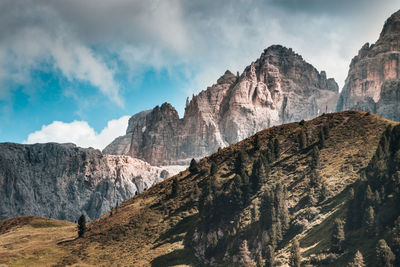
[104,45,339,165]
[337,9,400,120]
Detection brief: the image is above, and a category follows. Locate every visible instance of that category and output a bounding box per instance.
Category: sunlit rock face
[104,45,338,165]
[0,142,184,221]
[337,9,400,121]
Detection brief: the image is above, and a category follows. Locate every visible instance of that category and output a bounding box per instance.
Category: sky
[0,0,398,149]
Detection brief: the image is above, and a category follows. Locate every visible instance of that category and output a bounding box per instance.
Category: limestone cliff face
[337,9,400,120]
[104,45,338,165]
[0,142,184,221]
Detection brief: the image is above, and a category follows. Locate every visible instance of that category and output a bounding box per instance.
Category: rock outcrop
[0,142,185,221]
[337,9,400,121]
[104,45,339,165]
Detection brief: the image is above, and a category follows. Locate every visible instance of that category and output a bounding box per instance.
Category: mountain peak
[380,9,400,37]
[105,43,338,165]
[216,70,237,84]
[263,44,297,56]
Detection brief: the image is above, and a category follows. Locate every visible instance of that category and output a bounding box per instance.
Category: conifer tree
[374,190,381,205]
[319,127,326,148]
[264,148,273,163]
[289,238,301,267]
[251,159,267,192]
[267,141,277,161]
[365,185,374,205]
[260,189,272,229]
[269,222,278,249]
[235,150,247,175]
[331,218,345,252]
[189,158,199,173]
[299,130,307,150]
[238,240,256,267]
[365,205,375,237]
[191,184,201,202]
[391,216,400,265]
[309,187,318,206]
[171,178,179,198]
[275,184,289,230]
[323,124,329,138]
[256,252,264,267]
[273,138,280,159]
[241,172,251,203]
[264,245,275,267]
[347,188,356,229]
[375,239,395,267]
[78,214,86,238]
[311,146,320,170]
[210,162,218,175]
[320,183,329,201]
[210,231,218,248]
[254,135,261,151]
[232,174,244,209]
[309,170,321,188]
[347,250,366,267]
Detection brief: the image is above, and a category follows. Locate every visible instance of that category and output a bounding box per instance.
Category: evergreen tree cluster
[196,142,288,264]
[298,123,329,151]
[345,125,400,266]
[199,151,272,228]
[260,139,280,164]
[259,184,290,249]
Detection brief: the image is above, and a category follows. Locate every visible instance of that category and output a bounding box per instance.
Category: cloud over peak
[24,116,130,150]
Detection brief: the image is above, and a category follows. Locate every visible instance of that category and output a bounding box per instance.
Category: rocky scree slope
[14,111,399,267]
[337,9,400,121]
[104,45,338,166]
[0,142,183,221]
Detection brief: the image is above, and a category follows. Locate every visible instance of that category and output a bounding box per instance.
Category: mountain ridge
[2,111,398,266]
[0,142,185,221]
[104,44,339,166]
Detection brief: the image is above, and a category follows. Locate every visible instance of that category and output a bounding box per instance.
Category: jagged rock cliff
[337,9,400,120]
[0,142,184,221]
[104,45,339,165]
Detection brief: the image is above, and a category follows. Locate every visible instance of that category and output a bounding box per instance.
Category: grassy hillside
[0,111,399,266]
[0,216,75,266]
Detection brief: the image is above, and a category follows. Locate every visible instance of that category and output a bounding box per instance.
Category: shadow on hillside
[151,214,200,266]
[155,214,197,245]
[151,248,198,267]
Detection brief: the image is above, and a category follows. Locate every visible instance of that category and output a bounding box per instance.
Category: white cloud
[0,0,399,105]
[0,1,123,106]
[24,116,130,150]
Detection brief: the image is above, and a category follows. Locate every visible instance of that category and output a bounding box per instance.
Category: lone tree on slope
[170,178,179,198]
[189,158,199,173]
[78,214,86,238]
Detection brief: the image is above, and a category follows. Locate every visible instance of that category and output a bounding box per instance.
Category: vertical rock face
[0,143,184,221]
[337,9,400,120]
[104,45,338,165]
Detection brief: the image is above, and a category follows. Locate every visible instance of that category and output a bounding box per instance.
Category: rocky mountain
[2,111,400,267]
[0,142,185,221]
[104,45,338,165]
[337,9,400,121]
